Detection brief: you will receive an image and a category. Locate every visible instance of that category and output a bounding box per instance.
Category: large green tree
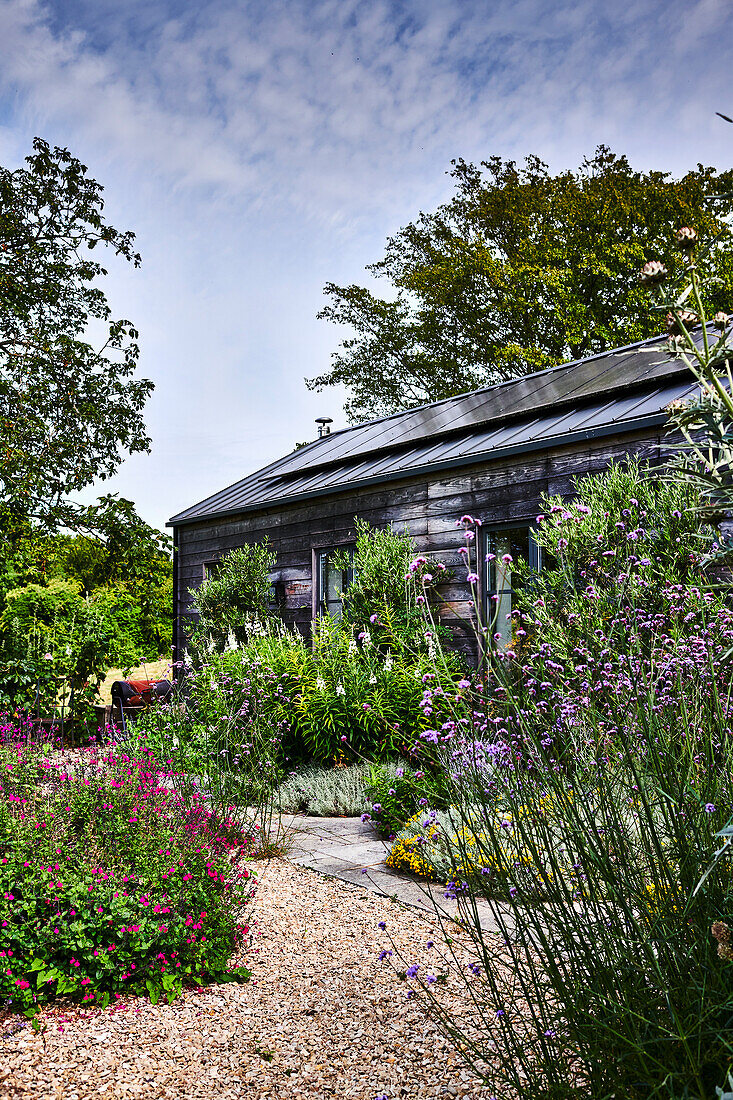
[0,137,153,530]
[309,147,733,422]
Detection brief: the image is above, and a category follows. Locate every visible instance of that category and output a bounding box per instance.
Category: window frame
[481,524,544,648]
[202,559,222,582]
[312,542,356,621]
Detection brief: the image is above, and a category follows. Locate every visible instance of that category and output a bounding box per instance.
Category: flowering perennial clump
[381,456,733,1098]
[0,727,256,1015]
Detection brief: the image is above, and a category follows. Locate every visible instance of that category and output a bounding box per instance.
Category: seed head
[639,260,667,286]
[665,309,697,335]
[712,921,733,961]
[675,226,697,251]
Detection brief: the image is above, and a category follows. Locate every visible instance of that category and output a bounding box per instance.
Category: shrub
[339,519,444,650]
[0,579,163,713]
[191,540,276,650]
[365,762,452,838]
[277,763,377,816]
[510,456,713,661]
[0,729,255,1015]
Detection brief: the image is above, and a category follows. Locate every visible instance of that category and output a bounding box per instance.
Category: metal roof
[168,332,703,527]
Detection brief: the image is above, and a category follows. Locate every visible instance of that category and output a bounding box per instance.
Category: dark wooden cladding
[174,427,665,654]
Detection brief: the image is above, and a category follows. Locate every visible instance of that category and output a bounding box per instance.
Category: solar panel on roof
[168,331,711,526]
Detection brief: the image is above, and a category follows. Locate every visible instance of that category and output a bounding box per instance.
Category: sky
[1,0,731,532]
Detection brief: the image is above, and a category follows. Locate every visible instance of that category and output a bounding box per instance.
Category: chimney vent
[315,416,333,438]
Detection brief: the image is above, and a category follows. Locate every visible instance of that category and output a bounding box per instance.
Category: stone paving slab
[285,812,505,933]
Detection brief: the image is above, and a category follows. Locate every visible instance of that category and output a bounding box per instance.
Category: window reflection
[317,546,354,620]
[484,527,541,649]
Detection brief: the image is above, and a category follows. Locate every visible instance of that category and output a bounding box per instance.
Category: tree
[0,137,153,530]
[309,147,733,422]
[191,541,277,651]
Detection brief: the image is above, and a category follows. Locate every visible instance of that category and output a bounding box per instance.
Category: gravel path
[2,859,496,1100]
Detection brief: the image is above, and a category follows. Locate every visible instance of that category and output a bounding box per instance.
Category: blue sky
[0,0,731,531]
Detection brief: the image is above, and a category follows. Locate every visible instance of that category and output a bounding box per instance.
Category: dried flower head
[639,260,667,286]
[714,310,730,330]
[712,921,733,961]
[665,308,698,335]
[675,226,697,251]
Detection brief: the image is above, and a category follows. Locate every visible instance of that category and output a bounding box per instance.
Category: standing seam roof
[168,331,707,527]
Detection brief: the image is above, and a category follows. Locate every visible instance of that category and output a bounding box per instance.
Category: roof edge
[168,410,669,528]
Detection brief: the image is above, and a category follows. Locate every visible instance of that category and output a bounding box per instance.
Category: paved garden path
[283,813,501,930]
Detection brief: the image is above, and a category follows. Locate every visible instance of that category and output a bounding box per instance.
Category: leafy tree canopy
[191,541,277,651]
[0,137,153,530]
[309,146,733,422]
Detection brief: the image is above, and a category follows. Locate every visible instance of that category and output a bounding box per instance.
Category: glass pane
[317,546,355,621]
[485,527,531,650]
[489,589,513,648]
[487,528,529,595]
[326,559,343,604]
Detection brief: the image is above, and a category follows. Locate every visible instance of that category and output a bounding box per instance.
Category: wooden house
[168,334,698,655]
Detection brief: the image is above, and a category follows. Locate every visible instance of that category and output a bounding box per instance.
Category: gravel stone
[1,858,496,1099]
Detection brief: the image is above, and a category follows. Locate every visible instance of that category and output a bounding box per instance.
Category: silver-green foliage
[277,762,401,817]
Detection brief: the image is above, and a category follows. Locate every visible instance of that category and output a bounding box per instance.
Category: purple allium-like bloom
[406,964,420,978]
[378,949,392,961]
[361,813,372,823]
[378,921,386,930]
[705,803,716,813]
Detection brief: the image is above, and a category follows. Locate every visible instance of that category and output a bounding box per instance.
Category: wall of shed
[173,428,665,659]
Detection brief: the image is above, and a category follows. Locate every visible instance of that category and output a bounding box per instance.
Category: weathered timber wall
[174,428,666,656]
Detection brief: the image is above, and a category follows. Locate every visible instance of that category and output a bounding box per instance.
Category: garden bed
[2,859,495,1100]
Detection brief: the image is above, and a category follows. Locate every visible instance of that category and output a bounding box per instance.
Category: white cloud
[1,0,732,528]
[2,0,729,220]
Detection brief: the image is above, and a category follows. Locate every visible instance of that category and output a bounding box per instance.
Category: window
[483,526,543,648]
[202,559,222,581]
[316,545,355,620]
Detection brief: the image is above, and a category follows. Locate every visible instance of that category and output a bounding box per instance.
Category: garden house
[168,333,699,656]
